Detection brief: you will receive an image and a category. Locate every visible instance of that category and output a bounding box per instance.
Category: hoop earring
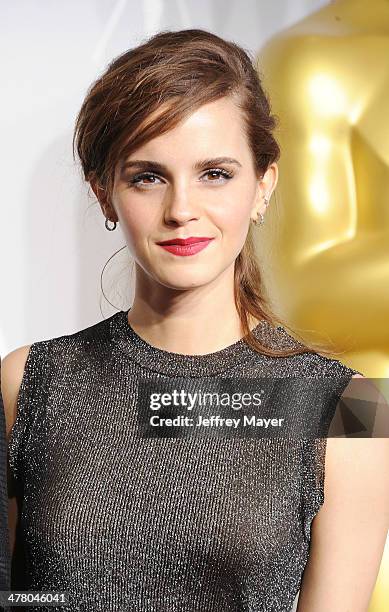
[105,218,117,231]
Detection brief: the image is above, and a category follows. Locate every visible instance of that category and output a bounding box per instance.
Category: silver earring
[252,195,269,226]
[252,214,262,226]
[105,218,117,231]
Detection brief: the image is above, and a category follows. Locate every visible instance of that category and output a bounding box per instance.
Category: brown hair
[73,28,346,359]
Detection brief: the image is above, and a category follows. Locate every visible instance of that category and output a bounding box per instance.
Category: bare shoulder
[297,375,389,610]
[327,377,389,562]
[1,345,32,440]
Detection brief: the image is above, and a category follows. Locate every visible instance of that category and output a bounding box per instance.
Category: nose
[162,184,200,226]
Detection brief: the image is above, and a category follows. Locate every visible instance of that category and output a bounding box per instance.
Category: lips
[156,237,214,257]
[156,237,213,246]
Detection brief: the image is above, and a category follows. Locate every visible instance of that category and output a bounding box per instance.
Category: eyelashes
[127,168,234,189]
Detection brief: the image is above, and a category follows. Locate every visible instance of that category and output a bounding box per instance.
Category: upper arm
[297,374,389,611]
[1,346,31,442]
[0,345,31,558]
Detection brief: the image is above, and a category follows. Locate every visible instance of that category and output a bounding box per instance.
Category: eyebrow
[120,157,242,174]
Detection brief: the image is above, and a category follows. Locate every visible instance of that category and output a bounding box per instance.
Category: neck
[126,264,259,355]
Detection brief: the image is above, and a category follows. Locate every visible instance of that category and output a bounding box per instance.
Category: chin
[152,270,218,290]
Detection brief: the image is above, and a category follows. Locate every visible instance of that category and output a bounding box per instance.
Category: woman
[1,28,388,612]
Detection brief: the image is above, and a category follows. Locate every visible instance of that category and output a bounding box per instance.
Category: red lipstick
[156,236,214,256]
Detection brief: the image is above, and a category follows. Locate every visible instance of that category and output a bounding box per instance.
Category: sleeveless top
[7,310,361,612]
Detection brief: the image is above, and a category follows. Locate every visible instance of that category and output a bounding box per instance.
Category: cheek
[117,204,153,249]
[217,195,252,237]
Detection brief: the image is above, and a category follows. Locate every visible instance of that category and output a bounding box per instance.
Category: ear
[89,173,118,222]
[250,163,278,222]
[250,181,264,223]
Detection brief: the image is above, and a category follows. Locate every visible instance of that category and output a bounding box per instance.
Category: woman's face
[107,96,277,291]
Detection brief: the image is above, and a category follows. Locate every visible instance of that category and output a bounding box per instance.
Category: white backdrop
[0,0,328,355]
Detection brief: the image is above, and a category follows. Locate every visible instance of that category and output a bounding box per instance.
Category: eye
[126,167,234,190]
[202,168,234,183]
[127,172,162,189]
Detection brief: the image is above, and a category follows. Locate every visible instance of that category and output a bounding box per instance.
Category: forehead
[130,97,248,159]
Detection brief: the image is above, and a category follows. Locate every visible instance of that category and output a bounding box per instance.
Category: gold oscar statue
[255,0,389,610]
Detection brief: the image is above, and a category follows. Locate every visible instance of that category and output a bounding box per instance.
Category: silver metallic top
[8,310,360,611]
